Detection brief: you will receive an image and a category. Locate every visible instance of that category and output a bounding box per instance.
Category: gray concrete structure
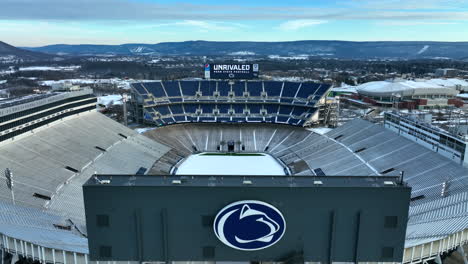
[83,175,411,263]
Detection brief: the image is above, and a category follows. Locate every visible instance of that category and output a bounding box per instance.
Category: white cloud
[175,20,239,31]
[278,20,327,31]
[378,21,459,26]
[139,20,245,32]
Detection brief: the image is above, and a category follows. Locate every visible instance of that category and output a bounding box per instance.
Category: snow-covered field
[19,66,81,71]
[176,153,286,176]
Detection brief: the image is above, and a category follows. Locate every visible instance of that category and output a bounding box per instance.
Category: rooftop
[0,92,59,109]
[84,175,406,188]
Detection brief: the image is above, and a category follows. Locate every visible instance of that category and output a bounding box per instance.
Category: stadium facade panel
[84,175,410,262]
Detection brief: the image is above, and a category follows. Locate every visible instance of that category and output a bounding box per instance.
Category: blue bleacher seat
[278,105,293,115]
[264,81,283,97]
[248,82,263,96]
[291,106,307,116]
[314,168,326,176]
[155,106,171,115]
[282,82,300,98]
[169,104,184,115]
[163,81,181,97]
[143,82,167,97]
[183,104,198,113]
[296,83,320,99]
[288,118,300,125]
[134,81,327,127]
[201,104,214,114]
[180,81,199,96]
[132,83,148,95]
[218,82,231,96]
[265,104,279,114]
[200,81,216,96]
[143,111,153,121]
[218,104,230,114]
[232,104,244,114]
[317,84,330,96]
[169,97,183,103]
[232,82,245,97]
[173,116,186,122]
[248,104,262,114]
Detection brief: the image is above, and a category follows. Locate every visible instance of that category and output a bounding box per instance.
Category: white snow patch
[228,51,256,56]
[98,94,122,106]
[19,66,81,71]
[417,45,430,55]
[135,127,157,134]
[0,80,6,85]
[268,55,309,60]
[308,127,333,135]
[176,153,286,176]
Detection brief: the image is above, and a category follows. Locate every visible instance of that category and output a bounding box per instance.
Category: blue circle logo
[213,200,286,251]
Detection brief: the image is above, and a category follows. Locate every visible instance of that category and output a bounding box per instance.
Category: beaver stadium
[0,76,467,263]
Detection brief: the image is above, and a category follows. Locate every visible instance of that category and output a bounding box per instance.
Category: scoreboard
[205,64,259,79]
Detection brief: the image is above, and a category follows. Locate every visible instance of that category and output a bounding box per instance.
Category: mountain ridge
[0,41,55,61]
[19,40,468,59]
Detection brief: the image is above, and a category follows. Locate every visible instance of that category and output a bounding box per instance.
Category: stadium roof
[0,93,58,109]
[424,78,468,88]
[356,80,459,97]
[86,175,405,188]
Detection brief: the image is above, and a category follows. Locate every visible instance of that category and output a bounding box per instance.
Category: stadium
[0,74,468,263]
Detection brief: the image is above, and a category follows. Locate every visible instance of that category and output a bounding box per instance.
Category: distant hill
[24,40,468,59]
[0,41,54,61]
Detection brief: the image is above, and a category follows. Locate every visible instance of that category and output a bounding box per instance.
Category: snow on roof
[356,79,459,97]
[425,78,468,87]
[97,94,123,106]
[331,86,357,93]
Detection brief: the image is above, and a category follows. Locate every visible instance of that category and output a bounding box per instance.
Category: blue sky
[1,0,468,47]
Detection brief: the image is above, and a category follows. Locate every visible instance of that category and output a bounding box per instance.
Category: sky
[1,0,468,47]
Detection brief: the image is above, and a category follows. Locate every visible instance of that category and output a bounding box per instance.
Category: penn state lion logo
[213,200,286,251]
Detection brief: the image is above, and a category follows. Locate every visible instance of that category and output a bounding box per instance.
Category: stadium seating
[2,96,467,264]
[131,80,331,127]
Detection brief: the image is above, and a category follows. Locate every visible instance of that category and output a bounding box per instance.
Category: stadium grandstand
[129,80,330,126]
[0,83,467,263]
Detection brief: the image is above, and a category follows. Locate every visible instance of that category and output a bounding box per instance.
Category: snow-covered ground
[268,55,310,60]
[176,153,286,176]
[19,66,81,71]
[39,78,133,89]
